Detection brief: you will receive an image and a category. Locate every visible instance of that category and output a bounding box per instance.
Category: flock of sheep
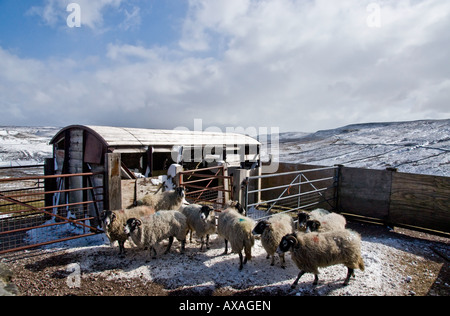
[100,187,365,289]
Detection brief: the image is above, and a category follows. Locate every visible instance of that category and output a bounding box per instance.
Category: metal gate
[0,166,103,255]
[243,165,339,220]
[178,165,233,208]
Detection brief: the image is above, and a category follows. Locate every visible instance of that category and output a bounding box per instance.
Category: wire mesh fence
[0,166,104,255]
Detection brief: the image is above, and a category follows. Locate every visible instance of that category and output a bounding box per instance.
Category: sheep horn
[286,234,298,246]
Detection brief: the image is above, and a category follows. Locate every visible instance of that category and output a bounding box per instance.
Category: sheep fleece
[319,213,347,232]
[291,230,365,275]
[105,206,155,244]
[129,211,188,249]
[261,214,294,256]
[218,209,256,258]
[141,190,185,211]
[181,204,216,237]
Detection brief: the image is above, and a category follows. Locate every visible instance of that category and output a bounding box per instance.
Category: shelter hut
[48,125,261,218]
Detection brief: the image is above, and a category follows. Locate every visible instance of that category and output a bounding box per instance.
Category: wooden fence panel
[390,172,450,233]
[338,167,393,220]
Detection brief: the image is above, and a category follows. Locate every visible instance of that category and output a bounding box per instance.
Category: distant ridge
[1,120,449,176]
[279,119,450,177]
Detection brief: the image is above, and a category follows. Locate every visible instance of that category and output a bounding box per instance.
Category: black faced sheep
[124,210,188,259]
[297,209,346,232]
[252,213,294,268]
[181,204,217,251]
[276,230,365,287]
[100,206,155,256]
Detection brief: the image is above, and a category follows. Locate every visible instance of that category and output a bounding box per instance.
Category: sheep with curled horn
[124,210,188,259]
[297,209,346,232]
[277,230,365,288]
[100,206,155,256]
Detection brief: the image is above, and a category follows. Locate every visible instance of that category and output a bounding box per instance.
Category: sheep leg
[180,239,186,254]
[118,241,126,256]
[200,237,205,252]
[291,271,306,289]
[238,252,244,271]
[200,235,210,252]
[150,246,157,259]
[164,236,174,254]
[222,239,229,255]
[279,253,286,269]
[270,255,275,266]
[313,275,319,286]
[344,268,354,286]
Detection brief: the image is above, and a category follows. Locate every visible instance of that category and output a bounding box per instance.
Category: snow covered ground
[0,126,56,168]
[7,224,448,296]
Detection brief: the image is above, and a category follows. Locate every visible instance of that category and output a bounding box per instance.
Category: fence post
[105,153,122,211]
[385,167,398,228]
[44,158,56,208]
[232,169,248,208]
[334,164,343,213]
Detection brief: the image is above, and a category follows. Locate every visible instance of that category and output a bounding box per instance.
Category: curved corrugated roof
[50,125,260,148]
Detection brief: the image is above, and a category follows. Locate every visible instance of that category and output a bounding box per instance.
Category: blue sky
[0,0,187,60]
[0,0,449,132]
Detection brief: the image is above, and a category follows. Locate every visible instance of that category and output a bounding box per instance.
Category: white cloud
[4,0,450,131]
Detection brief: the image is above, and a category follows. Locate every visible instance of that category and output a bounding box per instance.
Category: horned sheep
[140,187,188,211]
[100,206,155,256]
[124,210,188,259]
[181,204,217,251]
[217,202,255,270]
[276,230,365,288]
[252,213,294,268]
[297,209,346,232]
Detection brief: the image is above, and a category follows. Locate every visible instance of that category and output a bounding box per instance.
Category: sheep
[276,230,365,288]
[100,206,155,256]
[252,213,294,268]
[296,208,329,229]
[297,209,346,232]
[140,187,188,211]
[181,204,217,251]
[217,203,256,270]
[124,210,188,259]
[304,220,321,233]
[225,200,247,216]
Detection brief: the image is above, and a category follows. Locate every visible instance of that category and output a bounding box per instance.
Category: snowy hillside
[279,119,450,177]
[0,120,449,177]
[0,127,57,168]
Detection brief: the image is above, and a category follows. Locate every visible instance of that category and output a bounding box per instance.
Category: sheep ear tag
[239,218,245,222]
